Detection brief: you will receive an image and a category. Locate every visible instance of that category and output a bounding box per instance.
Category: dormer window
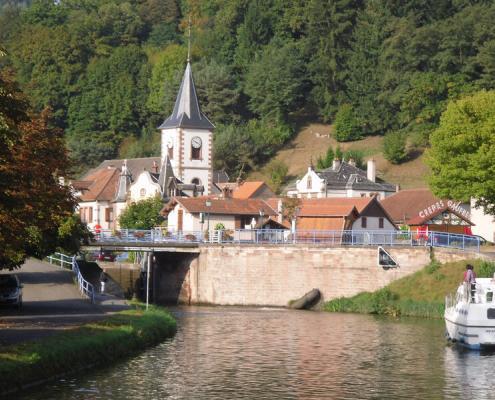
[191,136,202,160]
[307,176,312,190]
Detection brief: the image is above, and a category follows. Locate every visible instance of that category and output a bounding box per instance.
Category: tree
[244,40,307,122]
[194,59,240,125]
[427,90,495,215]
[265,160,289,193]
[0,68,76,269]
[334,104,362,141]
[383,131,408,164]
[118,196,164,230]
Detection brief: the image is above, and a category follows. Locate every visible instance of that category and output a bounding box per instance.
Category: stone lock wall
[153,245,478,307]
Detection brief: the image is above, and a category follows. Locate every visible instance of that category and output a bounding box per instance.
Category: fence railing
[71,256,95,303]
[46,252,73,269]
[89,228,480,252]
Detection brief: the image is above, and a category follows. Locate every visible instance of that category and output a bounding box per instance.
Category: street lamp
[205,199,212,241]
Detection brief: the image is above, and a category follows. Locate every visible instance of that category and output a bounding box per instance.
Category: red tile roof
[295,197,374,217]
[164,196,277,216]
[78,167,120,202]
[380,188,473,226]
[232,181,265,199]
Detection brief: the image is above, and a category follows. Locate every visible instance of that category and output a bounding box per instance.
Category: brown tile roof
[295,197,374,217]
[380,188,473,225]
[297,217,346,231]
[71,180,93,191]
[232,181,265,199]
[79,167,120,202]
[164,196,277,216]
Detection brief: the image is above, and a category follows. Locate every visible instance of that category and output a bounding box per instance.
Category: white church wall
[129,172,161,202]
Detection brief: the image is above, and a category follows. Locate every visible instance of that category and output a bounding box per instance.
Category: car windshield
[0,276,18,289]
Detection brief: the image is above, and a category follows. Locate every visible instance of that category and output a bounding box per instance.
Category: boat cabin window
[488,308,495,319]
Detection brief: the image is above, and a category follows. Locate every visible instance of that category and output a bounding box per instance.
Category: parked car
[97,250,116,262]
[0,274,23,310]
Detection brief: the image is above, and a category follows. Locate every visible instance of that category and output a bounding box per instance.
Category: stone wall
[192,246,431,307]
[152,245,479,307]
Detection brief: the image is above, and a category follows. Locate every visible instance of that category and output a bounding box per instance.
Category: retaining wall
[153,245,481,307]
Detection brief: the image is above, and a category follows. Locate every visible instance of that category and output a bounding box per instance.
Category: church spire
[158,18,214,131]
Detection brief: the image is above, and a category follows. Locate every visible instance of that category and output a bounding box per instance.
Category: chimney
[152,160,159,174]
[367,159,376,182]
[222,186,232,198]
[332,159,341,171]
[277,199,283,223]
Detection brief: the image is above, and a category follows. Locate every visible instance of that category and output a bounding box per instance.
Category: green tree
[0,67,76,269]
[194,59,240,124]
[334,104,362,141]
[383,131,408,164]
[244,40,307,122]
[317,146,334,170]
[427,90,495,215]
[119,196,164,230]
[265,159,289,193]
[146,44,187,116]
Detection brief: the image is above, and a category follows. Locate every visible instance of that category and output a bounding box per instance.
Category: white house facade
[287,159,397,200]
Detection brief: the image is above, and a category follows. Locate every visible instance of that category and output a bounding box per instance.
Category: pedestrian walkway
[0,258,129,346]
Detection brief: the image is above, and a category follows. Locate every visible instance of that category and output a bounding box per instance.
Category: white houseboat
[445,279,495,349]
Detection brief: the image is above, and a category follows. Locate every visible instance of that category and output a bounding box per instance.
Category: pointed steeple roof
[158,155,176,200]
[158,62,214,130]
[114,160,132,202]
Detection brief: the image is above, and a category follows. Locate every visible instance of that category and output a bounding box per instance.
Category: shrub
[334,104,362,142]
[266,159,289,193]
[214,223,225,231]
[478,260,495,278]
[383,131,408,164]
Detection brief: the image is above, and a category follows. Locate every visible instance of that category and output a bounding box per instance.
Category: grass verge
[324,258,495,319]
[0,306,176,394]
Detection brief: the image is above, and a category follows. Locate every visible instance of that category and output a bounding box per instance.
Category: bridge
[85,228,481,252]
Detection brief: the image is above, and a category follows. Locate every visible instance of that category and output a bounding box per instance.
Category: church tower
[158,60,214,195]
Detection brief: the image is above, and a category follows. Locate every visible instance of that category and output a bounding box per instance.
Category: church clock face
[167,137,173,148]
[191,136,202,149]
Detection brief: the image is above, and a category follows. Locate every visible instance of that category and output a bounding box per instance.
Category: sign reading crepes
[418,200,471,221]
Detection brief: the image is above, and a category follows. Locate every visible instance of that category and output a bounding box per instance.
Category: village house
[380,188,474,237]
[286,159,397,200]
[286,196,396,232]
[162,196,278,233]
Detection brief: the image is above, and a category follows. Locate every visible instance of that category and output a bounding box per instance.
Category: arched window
[307,176,312,190]
[191,136,202,160]
[140,188,146,197]
[191,178,201,185]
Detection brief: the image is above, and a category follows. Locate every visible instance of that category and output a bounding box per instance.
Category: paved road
[0,259,128,346]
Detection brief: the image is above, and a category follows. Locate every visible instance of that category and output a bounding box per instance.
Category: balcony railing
[89,228,480,252]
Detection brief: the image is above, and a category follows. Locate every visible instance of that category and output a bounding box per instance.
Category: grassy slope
[249,123,430,190]
[324,258,495,318]
[0,306,176,394]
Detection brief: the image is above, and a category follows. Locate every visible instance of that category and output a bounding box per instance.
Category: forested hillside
[1,0,495,177]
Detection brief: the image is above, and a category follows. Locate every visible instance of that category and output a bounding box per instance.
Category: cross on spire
[187,15,191,63]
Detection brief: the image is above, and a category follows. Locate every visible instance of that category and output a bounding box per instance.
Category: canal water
[20,307,495,399]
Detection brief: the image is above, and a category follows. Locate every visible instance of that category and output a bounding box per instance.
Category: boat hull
[445,312,495,350]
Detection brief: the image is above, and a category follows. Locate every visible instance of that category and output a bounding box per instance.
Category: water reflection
[17,307,495,400]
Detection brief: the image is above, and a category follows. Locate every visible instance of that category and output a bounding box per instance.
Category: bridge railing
[89,228,480,252]
[71,256,95,303]
[46,252,73,269]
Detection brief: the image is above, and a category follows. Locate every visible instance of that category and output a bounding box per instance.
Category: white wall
[129,172,161,202]
[352,216,395,231]
[470,199,495,242]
